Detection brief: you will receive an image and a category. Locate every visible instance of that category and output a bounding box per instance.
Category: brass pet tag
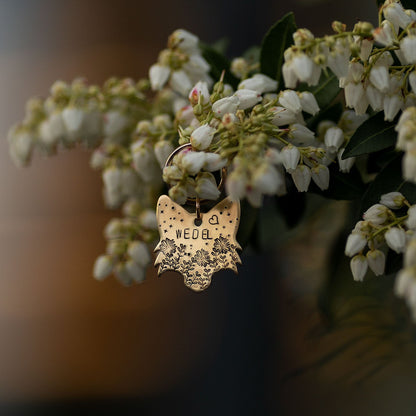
[154,144,242,292]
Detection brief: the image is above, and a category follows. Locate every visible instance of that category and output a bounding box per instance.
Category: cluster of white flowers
[345,191,411,281]
[92,207,158,285]
[283,0,416,120]
[8,77,148,167]
[163,70,370,207]
[148,29,212,96]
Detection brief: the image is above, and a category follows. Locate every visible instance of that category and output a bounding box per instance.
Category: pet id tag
[154,145,241,292]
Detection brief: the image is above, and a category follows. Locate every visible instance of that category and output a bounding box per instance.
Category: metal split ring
[164,143,227,210]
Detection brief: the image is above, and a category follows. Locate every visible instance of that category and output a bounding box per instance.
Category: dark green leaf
[260,12,297,87]
[299,70,340,110]
[360,153,416,212]
[375,0,383,7]
[343,112,397,159]
[200,44,239,89]
[311,165,366,200]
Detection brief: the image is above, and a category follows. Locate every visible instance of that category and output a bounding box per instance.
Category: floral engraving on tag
[154,195,241,292]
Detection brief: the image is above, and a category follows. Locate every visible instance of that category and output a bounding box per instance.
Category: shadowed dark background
[4,1,415,415]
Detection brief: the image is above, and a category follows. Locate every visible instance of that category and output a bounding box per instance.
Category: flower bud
[90,149,107,170]
[385,227,406,253]
[149,64,170,90]
[380,191,405,209]
[363,204,389,225]
[279,90,302,114]
[409,71,416,93]
[131,141,159,183]
[128,241,151,267]
[195,172,220,200]
[93,255,113,281]
[299,92,320,115]
[8,128,33,167]
[401,35,416,64]
[406,205,416,230]
[226,168,247,200]
[383,94,403,121]
[395,267,413,297]
[212,95,240,117]
[168,183,188,205]
[290,123,315,146]
[366,249,385,276]
[311,164,330,190]
[405,240,416,267]
[350,254,368,282]
[345,232,367,256]
[291,164,311,192]
[234,89,262,110]
[403,147,416,182]
[154,141,174,168]
[103,166,122,194]
[114,262,132,286]
[366,85,384,111]
[188,81,210,105]
[190,124,216,150]
[291,54,315,83]
[369,66,390,93]
[231,57,249,78]
[324,127,344,152]
[181,151,206,175]
[204,152,227,171]
[252,163,283,195]
[168,29,199,54]
[384,2,412,31]
[104,110,129,138]
[281,145,300,172]
[337,148,356,173]
[269,106,297,126]
[282,61,298,89]
[140,210,158,230]
[39,112,66,147]
[170,70,193,96]
[125,260,146,283]
[62,106,84,139]
[372,22,395,47]
[238,74,278,94]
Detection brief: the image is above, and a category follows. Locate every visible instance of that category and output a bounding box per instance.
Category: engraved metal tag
[154,195,241,292]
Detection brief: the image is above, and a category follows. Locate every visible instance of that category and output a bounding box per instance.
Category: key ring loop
[164,143,227,206]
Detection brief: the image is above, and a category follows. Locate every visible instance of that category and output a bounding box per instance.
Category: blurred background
[3,0,416,415]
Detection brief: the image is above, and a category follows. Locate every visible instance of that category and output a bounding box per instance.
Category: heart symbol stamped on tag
[208,214,219,225]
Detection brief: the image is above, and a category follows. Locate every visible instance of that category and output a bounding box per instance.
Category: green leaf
[260,12,297,87]
[360,153,416,212]
[311,165,366,200]
[299,69,340,110]
[200,44,239,89]
[343,112,397,159]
